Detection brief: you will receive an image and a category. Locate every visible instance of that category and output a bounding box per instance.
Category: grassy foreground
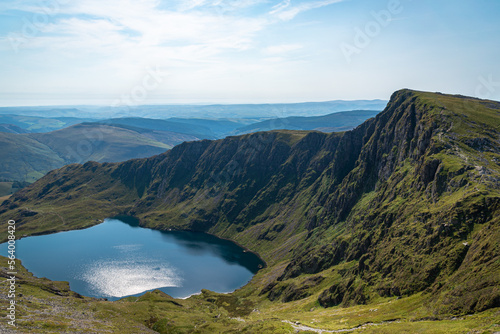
[1,255,499,333]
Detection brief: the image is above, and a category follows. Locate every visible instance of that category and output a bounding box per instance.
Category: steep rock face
[276,91,500,313]
[1,89,499,315]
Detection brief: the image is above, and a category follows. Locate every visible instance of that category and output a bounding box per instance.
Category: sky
[0,0,499,106]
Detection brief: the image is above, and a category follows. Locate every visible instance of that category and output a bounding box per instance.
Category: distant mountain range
[0,109,384,185]
[0,100,388,119]
[92,117,233,139]
[233,110,380,135]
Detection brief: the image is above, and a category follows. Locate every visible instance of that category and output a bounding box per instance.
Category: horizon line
[0,99,390,109]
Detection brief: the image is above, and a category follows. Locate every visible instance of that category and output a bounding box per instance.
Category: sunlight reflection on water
[83,258,183,298]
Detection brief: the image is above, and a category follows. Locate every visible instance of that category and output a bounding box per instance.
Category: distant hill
[0,114,93,133]
[233,110,380,135]
[167,117,254,138]
[29,123,179,164]
[0,132,65,182]
[0,181,30,197]
[94,118,217,139]
[0,123,29,134]
[96,112,382,139]
[0,107,96,118]
[0,123,199,182]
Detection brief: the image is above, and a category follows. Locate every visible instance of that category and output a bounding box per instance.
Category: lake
[1,217,264,300]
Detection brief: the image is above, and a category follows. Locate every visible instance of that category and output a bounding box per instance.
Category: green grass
[30,123,172,163]
[0,132,65,182]
[0,182,13,197]
[0,122,196,183]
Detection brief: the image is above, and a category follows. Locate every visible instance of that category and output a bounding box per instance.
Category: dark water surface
[1,218,264,300]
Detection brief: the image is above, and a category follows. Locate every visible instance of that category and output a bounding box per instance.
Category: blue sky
[0,0,499,106]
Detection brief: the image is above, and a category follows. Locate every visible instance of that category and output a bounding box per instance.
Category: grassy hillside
[0,114,92,133]
[0,123,29,134]
[30,123,190,163]
[0,123,201,182]
[0,89,499,332]
[95,118,217,139]
[0,182,11,195]
[0,182,29,197]
[233,110,380,135]
[0,132,65,182]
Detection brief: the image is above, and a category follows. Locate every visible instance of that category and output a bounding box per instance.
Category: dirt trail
[282,320,400,333]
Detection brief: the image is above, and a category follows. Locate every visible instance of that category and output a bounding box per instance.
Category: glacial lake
[1,218,264,300]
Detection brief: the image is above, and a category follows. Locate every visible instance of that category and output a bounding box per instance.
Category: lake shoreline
[1,217,264,301]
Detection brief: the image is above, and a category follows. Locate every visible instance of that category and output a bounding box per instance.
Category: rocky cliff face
[1,89,499,314]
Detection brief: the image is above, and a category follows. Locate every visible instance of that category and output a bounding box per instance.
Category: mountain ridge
[0,111,386,184]
[0,123,201,183]
[1,89,499,317]
[232,109,380,135]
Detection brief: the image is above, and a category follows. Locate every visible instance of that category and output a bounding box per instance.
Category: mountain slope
[233,110,380,134]
[0,132,65,182]
[0,123,29,134]
[28,123,172,164]
[0,123,196,182]
[1,89,499,316]
[95,117,216,139]
[0,114,93,133]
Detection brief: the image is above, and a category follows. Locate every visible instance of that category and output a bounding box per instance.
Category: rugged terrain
[1,89,499,333]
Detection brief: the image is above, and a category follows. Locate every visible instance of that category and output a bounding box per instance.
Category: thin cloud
[270,0,345,21]
[0,0,350,104]
[6,0,267,55]
[270,0,291,14]
[1,0,344,58]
